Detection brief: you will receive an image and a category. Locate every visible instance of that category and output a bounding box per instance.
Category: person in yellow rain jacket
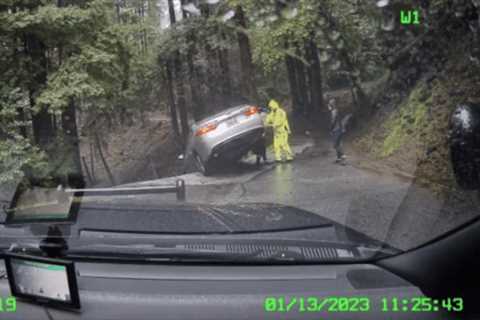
[265,99,293,162]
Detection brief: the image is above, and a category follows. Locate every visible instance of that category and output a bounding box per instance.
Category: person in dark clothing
[328,98,346,164]
[252,134,267,166]
[252,105,269,166]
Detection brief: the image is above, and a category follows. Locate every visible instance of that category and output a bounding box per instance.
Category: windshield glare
[1,0,480,262]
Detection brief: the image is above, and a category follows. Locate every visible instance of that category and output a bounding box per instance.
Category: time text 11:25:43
[382,297,463,313]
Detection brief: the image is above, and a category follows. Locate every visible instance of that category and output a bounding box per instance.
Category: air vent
[182,243,354,260]
[301,247,339,260]
[184,243,216,251]
[226,244,284,257]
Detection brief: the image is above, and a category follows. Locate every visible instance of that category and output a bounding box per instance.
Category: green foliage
[230,0,382,79]
[37,37,126,111]
[157,12,235,61]
[0,0,161,183]
[245,0,318,73]
[0,136,48,184]
[380,84,431,157]
[0,0,108,45]
[326,0,383,78]
[0,85,48,183]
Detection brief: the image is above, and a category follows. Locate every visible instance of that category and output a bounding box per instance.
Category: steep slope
[354,40,480,194]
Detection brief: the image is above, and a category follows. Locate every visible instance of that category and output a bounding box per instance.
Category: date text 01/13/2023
[263,296,464,313]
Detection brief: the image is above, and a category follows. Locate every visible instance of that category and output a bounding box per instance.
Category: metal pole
[65,181,187,202]
[176,179,186,202]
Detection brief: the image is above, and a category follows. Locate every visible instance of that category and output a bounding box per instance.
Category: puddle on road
[271,164,295,203]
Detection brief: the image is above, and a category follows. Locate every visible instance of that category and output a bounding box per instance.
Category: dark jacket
[330,108,342,133]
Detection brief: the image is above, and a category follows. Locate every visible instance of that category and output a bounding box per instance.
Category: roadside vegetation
[355,29,480,194]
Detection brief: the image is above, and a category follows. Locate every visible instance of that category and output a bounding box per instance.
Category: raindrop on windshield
[182,3,201,16]
[222,10,235,22]
[282,7,298,19]
[381,11,395,31]
[376,0,390,8]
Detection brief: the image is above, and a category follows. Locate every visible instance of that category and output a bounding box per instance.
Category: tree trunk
[26,34,54,148]
[294,56,308,116]
[187,42,205,120]
[141,3,147,53]
[94,132,116,186]
[200,3,219,110]
[186,38,205,120]
[31,105,54,147]
[234,5,258,101]
[165,62,181,138]
[12,33,27,138]
[218,35,232,100]
[167,0,188,142]
[61,98,83,185]
[336,48,368,104]
[81,156,93,185]
[174,52,189,142]
[305,38,324,114]
[180,0,205,120]
[16,106,27,138]
[167,0,176,24]
[285,56,301,111]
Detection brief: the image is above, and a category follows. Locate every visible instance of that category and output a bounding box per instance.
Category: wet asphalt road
[124,138,479,251]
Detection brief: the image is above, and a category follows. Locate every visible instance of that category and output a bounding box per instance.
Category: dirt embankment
[79,111,182,187]
[352,44,480,195]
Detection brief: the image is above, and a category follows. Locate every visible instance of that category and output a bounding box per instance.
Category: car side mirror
[449,103,480,190]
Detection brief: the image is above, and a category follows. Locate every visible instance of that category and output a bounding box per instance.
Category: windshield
[1,0,480,262]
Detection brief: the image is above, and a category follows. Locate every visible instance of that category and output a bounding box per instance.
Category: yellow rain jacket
[265,100,293,161]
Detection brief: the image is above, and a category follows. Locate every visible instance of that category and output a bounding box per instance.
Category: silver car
[190,104,265,175]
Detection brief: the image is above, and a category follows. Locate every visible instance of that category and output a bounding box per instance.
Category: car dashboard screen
[11,258,70,301]
[5,255,80,309]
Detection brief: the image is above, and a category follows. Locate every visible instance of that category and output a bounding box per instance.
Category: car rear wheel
[194,153,212,176]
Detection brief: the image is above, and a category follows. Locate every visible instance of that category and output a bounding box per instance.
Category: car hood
[0,202,387,249]
[77,202,335,233]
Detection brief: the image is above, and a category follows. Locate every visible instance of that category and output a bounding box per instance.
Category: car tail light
[195,123,217,136]
[244,106,259,116]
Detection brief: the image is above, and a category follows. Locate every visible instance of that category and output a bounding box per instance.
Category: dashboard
[0,261,461,320]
